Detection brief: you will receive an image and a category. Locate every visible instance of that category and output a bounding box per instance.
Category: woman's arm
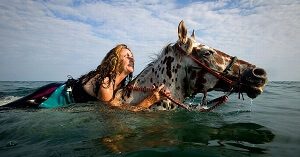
[105,85,168,112]
[97,77,115,102]
[134,84,166,109]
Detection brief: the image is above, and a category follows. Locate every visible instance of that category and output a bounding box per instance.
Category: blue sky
[0,0,299,81]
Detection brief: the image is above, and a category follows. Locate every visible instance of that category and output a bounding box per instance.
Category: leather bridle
[175,43,238,88]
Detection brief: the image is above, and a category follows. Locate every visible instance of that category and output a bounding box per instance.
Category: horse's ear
[178,20,187,44]
[191,30,196,40]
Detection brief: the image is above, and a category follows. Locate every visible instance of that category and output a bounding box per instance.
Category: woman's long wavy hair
[78,44,133,94]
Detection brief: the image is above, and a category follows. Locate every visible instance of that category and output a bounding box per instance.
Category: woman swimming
[2,44,169,111]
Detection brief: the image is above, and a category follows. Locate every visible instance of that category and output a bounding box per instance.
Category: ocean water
[0,81,299,157]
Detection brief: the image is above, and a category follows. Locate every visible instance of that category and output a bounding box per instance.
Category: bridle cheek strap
[175,43,236,87]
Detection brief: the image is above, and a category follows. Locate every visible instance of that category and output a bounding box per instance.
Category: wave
[0,96,22,106]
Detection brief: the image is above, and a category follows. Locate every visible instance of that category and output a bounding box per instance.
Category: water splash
[249,99,253,112]
[234,101,243,113]
[0,96,21,106]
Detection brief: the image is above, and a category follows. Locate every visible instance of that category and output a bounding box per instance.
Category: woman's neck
[114,72,127,89]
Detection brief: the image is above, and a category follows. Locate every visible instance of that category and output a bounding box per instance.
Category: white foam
[0,96,22,106]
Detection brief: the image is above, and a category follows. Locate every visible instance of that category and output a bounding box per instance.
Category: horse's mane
[132,43,174,81]
[149,43,173,64]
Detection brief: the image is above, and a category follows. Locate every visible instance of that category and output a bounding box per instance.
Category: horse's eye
[203,50,213,57]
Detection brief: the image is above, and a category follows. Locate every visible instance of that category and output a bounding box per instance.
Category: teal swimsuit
[39,84,75,108]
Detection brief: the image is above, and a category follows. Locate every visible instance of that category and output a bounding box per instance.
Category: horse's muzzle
[241,68,268,98]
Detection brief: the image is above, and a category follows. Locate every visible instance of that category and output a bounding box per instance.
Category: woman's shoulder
[100,77,111,88]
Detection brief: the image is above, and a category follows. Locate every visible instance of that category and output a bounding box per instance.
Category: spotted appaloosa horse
[122,21,267,110]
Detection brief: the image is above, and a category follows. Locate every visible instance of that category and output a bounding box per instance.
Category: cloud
[0,0,299,81]
[0,0,113,80]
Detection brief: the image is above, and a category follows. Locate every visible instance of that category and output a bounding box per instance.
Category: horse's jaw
[244,86,265,99]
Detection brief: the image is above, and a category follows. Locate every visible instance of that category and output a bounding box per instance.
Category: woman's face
[119,48,134,74]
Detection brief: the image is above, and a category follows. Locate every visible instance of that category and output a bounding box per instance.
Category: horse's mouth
[244,86,264,99]
[241,68,267,99]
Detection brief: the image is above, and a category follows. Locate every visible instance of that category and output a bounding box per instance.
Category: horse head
[176,21,267,100]
[123,21,267,110]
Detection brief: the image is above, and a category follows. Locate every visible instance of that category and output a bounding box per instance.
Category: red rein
[127,85,228,112]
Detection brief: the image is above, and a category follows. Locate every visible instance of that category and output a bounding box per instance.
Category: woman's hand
[150,84,165,103]
[136,84,171,110]
[160,85,171,98]
[151,84,172,101]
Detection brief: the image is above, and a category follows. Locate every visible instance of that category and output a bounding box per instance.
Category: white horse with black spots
[122,21,267,111]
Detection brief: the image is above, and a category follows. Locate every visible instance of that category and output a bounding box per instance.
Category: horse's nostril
[241,68,267,87]
[252,68,267,79]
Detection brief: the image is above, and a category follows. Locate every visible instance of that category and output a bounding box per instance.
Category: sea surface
[0,81,299,157]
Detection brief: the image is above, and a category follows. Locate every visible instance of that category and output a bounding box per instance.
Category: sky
[0,0,299,81]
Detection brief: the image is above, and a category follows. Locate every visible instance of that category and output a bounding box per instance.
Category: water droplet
[250,99,253,112]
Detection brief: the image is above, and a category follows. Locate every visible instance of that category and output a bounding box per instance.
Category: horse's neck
[130,47,187,102]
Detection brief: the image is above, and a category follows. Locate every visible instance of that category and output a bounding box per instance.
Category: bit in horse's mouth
[246,86,264,98]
